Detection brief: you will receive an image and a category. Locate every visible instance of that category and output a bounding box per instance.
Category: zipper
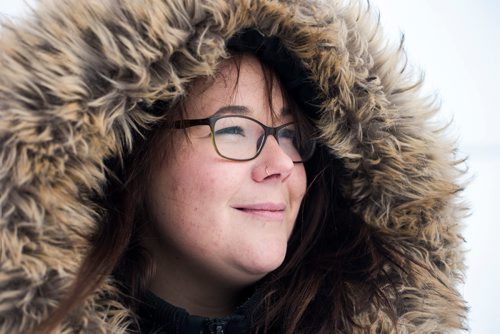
[206,319,227,334]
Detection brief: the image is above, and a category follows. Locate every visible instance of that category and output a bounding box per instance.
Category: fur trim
[0,0,467,332]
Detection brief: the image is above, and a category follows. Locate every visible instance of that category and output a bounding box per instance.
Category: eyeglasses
[172,115,316,162]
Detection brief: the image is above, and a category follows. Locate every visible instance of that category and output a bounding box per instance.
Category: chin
[237,237,288,278]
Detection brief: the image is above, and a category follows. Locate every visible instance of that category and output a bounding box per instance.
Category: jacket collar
[136,290,259,334]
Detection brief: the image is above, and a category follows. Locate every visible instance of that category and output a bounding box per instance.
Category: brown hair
[39,53,404,333]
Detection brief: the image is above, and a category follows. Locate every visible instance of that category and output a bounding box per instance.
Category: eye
[278,127,297,140]
[214,126,245,136]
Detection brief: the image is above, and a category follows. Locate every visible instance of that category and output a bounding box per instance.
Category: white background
[1,1,499,332]
[370,2,500,333]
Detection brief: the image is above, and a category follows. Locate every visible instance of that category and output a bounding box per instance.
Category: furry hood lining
[0,0,466,332]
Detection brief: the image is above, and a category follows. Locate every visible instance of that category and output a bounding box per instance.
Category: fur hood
[0,0,467,332]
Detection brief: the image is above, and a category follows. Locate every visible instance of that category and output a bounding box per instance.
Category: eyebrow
[214,105,250,116]
[213,105,291,117]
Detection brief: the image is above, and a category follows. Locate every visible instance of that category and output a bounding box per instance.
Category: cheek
[286,165,307,233]
[145,149,241,249]
[292,165,307,205]
[147,170,209,255]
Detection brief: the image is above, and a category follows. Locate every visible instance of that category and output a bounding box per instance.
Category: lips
[233,203,286,221]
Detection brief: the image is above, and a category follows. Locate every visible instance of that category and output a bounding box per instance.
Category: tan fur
[0,0,467,332]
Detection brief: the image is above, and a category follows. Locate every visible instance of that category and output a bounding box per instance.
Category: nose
[253,135,294,181]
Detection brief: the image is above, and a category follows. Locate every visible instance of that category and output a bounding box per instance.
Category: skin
[145,54,307,317]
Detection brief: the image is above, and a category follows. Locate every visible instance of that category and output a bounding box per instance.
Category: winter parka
[0,0,467,333]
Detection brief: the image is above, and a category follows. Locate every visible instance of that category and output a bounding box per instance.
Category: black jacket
[137,291,258,334]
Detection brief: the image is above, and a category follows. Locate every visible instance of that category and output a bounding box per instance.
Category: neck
[147,248,250,317]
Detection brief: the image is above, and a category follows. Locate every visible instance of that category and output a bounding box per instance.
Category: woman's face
[145,55,307,289]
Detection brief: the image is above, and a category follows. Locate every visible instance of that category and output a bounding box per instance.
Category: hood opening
[227,29,322,121]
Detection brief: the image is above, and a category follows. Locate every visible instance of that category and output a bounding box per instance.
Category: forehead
[182,54,289,121]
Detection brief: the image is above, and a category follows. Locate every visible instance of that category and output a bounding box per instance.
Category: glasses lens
[277,123,316,162]
[213,117,262,160]
[213,116,315,162]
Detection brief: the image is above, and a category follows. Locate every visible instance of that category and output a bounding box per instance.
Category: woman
[0,0,467,333]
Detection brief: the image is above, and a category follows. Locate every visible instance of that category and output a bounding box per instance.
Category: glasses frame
[172,115,315,163]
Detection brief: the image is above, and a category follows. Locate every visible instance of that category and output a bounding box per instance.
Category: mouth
[233,203,286,221]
